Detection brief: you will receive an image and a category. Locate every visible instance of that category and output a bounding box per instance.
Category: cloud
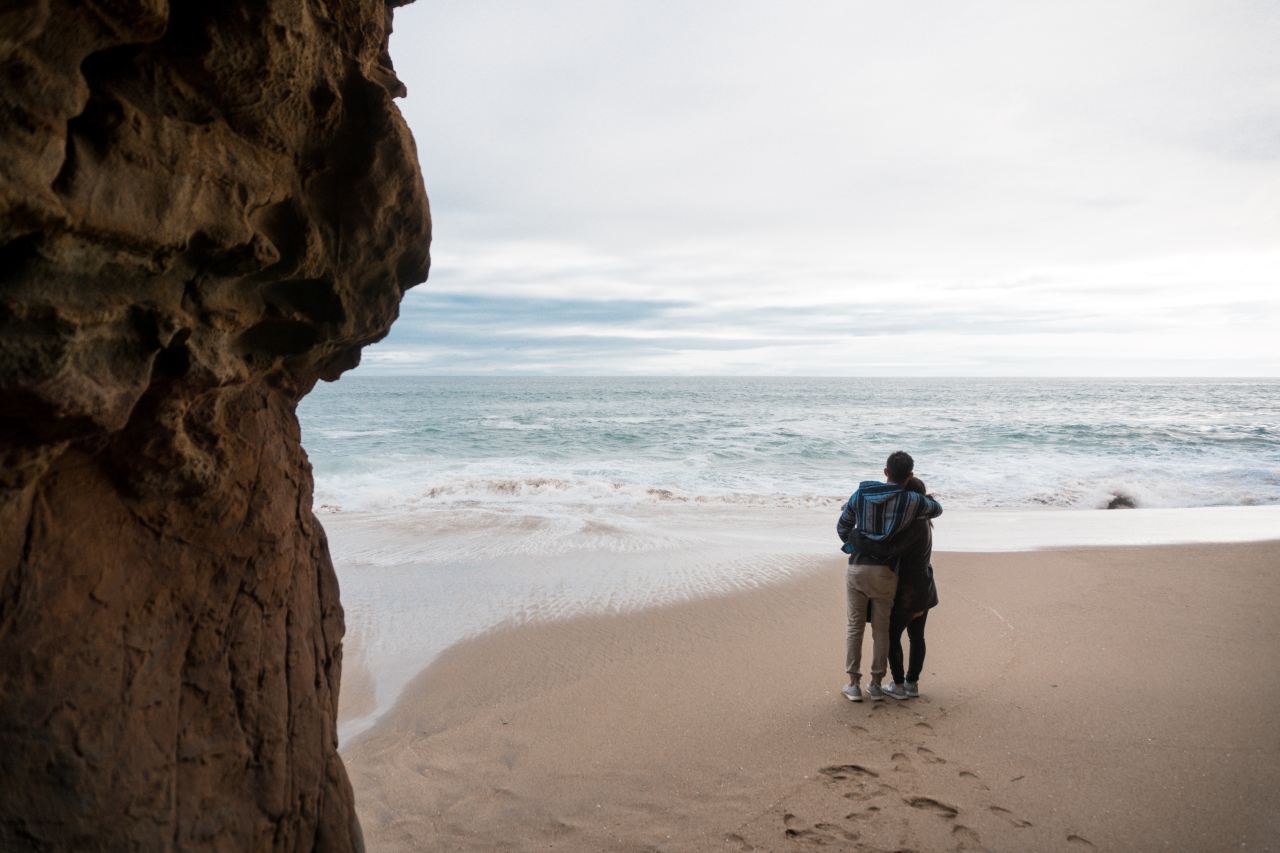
[369,0,1280,375]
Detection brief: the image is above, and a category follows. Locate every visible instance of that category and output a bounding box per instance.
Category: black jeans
[888,609,928,685]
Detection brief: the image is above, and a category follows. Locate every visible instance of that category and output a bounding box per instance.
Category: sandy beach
[340,540,1280,852]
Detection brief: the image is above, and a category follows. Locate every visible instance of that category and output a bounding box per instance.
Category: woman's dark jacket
[892,519,938,613]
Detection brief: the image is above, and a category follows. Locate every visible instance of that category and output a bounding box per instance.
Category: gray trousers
[845,562,898,682]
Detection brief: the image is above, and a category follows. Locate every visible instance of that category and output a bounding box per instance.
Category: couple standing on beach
[837,450,942,702]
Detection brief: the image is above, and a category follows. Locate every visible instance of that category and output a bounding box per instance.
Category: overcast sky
[371,0,1280,376]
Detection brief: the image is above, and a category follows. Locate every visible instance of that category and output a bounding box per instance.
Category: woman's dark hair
[905,476,933,527]
[886,450,914,483]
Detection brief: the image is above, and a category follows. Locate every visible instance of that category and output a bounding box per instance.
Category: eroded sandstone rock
[0,0,430,848]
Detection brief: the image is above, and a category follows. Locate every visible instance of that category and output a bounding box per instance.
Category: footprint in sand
[916,746,946,764]
[849,778,901,799]
[1067,833,1095,847]
[842,782,897,803]
[891,752,914,773]
[844,805,881,821]
[957,770,990,791]
[989,805,1033,828]
[952,824,982,849]
[819,764,879,781]
[813,823,859,842]
[905,796,959,819]
[915,721,935,734]
[782,812,859,845]
[723,832,754,851]
[847,724,870,735]
[817,763,897,807]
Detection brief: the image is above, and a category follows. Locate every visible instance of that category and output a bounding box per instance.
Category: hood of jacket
[854,480,906,504]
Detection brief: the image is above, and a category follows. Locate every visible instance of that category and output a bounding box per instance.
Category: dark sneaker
[904,680,920,698]
[841,683,863,702]
[866,681,886,701]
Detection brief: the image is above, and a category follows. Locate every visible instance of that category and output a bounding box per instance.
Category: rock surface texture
[0,1,430,848]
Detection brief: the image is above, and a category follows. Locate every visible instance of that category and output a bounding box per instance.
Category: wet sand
[341,541,1280,851]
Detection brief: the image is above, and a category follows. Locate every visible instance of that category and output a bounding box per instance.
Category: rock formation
[0,0,430,848]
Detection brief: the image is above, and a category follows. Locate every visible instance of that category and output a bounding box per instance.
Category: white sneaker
[904,680,920,698]
[866,681,885,701]
[882,681,909,700]
[841,683,863,702]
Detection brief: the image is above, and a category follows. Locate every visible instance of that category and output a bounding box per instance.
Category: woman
[883,476,938,699]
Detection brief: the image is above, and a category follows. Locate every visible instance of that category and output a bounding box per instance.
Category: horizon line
[337,373,1280,380]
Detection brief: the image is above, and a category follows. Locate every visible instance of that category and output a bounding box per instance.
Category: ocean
[301,376,1280,513]
[297,377,1280,740]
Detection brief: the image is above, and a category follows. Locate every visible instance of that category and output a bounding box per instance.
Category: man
[836,451,942,701]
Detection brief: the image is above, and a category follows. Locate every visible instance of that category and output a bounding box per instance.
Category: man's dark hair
[885,450,914,483]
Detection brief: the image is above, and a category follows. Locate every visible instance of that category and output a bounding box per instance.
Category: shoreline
[340,540,1280,851]
[330,505,1280,741]
[930,505,1280,551]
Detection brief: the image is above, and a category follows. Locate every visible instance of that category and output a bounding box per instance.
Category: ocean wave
[315,474,847,514]
[312,468,1280,517]
[477,417,552,431]
[314,428,403,439]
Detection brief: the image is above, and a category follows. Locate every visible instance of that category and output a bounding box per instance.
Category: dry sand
[342,542,1280,851]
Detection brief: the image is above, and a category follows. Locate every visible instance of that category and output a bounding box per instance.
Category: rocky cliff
[0,0,430,848]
